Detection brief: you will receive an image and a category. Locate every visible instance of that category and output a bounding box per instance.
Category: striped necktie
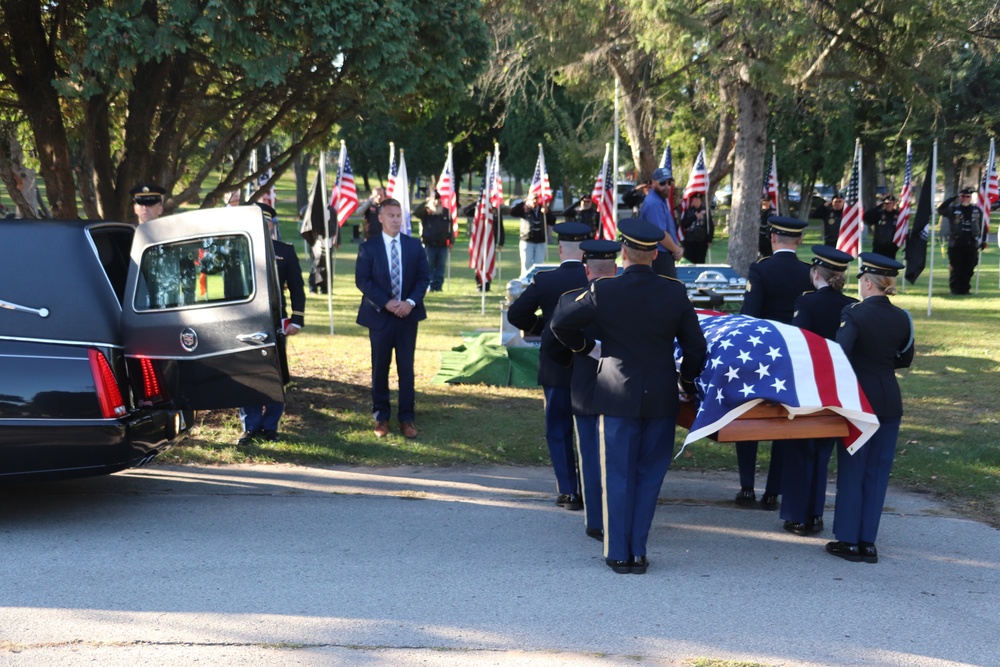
[390,238,401,300]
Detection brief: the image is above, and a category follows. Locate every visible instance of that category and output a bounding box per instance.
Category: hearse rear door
[122,206,285,410]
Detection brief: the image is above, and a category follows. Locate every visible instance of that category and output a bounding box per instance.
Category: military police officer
[507,222,592,510]
[551,219,707,574]
[937,187,988,295]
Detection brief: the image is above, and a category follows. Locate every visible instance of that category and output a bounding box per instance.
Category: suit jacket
[837,295,914,418]
[355,233,430,330]
[273,240,306,327]
[741,250,812,324]
[792,286,856,341]
[550,265,707,419]
[507,260,588,386]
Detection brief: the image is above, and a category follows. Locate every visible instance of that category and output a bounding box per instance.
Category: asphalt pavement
[1,464,997,666]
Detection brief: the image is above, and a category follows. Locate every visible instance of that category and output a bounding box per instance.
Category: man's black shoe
[630,556,649,574]
[606,557,631,574]
[783,520,810,537]
[860,542,878,564]
[734,487,756,506]
[759,492,779,510]
[808,516,824,534]
[825,540,862,562]
[260,430,280,442]
[586,527,604,541]
[236,431,258,447]
[556,493,583,511]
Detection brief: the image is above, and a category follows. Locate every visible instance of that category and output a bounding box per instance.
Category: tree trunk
[609,56,657,182]
[706,81,737,200]
[294,153,313,213]
[727,81,768,277]
[0,127,39,218]
[1,0,78,219]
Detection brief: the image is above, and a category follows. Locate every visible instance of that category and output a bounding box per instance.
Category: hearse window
[134,235,253,311]
[89,226,135,306]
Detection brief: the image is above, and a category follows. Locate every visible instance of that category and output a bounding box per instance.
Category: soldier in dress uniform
[937,187,988,295]
[130,183,166,224]
[550,219,707,575]
[864,194,901,258]
[780,246,858,536]
[547,238,621,542]
[735,216,812,510]
[827,253,914,563]
[820,194,845,247]
[507,222,592,510]
[237,203,306,445]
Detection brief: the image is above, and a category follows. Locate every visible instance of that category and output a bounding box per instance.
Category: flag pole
[928,140,937,316]
[321,150,335,335]
[705,137,712,264]
[613,78,620,229]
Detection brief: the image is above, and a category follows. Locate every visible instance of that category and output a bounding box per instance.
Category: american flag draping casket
[675,312,879,455]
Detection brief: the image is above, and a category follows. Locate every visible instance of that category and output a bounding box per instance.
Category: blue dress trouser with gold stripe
[601,415,674,562]
[543,385,578,495]
[574,414,602,531]
[833,418,901,544]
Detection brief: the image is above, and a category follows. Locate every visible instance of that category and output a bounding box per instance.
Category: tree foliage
[0,0,487,220]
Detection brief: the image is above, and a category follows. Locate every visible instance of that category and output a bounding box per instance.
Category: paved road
[1,464,997,666]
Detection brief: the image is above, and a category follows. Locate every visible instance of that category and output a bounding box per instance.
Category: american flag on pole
[489,145,503,211]
[469,155,496,284]
[893,140,914,248]
[762,147,780,215]
[660,141,675,211]
[528,144,552,206]
[386,143,398,199]
[592,144,615,240]
[396,149,412,235]
[977,138,997,247]
[680,147,708,241]
[332,141,359,226]
[836,140,864,258]
[676,313,879,455]
[438,143,459,237]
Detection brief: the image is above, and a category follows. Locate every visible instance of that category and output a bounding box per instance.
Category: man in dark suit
[551,219,707,575]
[736,216,812,510]
[507,222,591,510]
[238,203,306,446]
[355,198,430,439]
[549,238,621,541]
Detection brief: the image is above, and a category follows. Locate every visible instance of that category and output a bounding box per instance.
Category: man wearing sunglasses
[638,167,683,278]
[937,187,988,295]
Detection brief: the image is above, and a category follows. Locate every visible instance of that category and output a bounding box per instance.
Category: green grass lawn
[162,180,1000,524]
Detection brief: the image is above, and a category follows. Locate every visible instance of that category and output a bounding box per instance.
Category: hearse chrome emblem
[179,327,199,351]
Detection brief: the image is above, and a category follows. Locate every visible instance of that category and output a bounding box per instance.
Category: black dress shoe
[236,430,259,447]
[260,429,280,442]
[586,527,604,541]
[606,557,631,574]
[859,542,878,564]
[630,556,649,574]
[759,492,779,510]
[825,540,862,562]
[783,520,810,537]
[556,493,583,510]
[734,487,756,506]
[808,516,824,534]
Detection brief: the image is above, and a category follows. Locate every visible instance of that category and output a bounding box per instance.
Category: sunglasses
[657,180,669,186]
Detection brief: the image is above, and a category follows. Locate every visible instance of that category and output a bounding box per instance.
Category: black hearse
[0,207,285,482]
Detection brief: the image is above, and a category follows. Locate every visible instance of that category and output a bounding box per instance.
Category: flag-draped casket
[675,312,879,454]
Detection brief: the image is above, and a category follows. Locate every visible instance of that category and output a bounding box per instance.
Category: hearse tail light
[138,356,163,402]
[88,349,127,418]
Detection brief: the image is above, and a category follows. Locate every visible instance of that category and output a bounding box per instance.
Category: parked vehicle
[0,207,284,483]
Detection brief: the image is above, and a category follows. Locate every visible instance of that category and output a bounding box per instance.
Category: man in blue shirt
[639,167,684,278]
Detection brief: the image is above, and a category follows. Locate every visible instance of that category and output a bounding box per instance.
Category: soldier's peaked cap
[857,252,904,278]
[768,216,808,236]
[580,239,620,260]
[617,218,661,250]
[553,222,593,242]
[810,245,852,272]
